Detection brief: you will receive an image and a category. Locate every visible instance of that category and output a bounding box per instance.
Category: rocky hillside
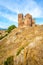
[0,25,43,65]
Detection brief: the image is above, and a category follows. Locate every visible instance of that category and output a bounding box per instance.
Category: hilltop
[0,25,43,65]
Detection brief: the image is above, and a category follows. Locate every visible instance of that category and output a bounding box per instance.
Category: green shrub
[4,61,8,65]
[7,25,16,33]
[0,33,8,40]
[4,56,14,65]
[0,36,3,40]
[16,47,24,56]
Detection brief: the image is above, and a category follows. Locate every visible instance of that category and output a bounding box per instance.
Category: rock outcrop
[0,25,43,65]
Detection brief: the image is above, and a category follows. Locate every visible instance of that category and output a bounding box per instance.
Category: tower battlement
[18,14,35,27]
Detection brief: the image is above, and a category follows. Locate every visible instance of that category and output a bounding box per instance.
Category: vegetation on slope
[16,46,24,56]
[4,56,14,65]
[7,25,16,33]
[0,25,16,40]
[0,33,8,40]
[0,25,43,65]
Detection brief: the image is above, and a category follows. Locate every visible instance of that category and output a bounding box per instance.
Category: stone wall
[18,14,24,27]
[18,14,35,27]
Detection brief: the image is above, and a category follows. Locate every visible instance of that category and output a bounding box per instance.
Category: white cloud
[0,11,18,22]
[0,0,43,24]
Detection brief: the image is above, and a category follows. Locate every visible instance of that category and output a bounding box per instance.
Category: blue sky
[0,0,43,28]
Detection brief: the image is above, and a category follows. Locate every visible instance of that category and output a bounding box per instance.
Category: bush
[0,36,3,40]
[0,33,8,40]
[4,61,8,65]
[16,47,24,56]
[7,25,16,33]
[4,56,14,65]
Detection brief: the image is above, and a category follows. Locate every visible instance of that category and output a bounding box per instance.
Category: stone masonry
[18,14,35,27]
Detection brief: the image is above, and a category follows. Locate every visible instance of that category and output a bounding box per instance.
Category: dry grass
[0,25,43,65]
